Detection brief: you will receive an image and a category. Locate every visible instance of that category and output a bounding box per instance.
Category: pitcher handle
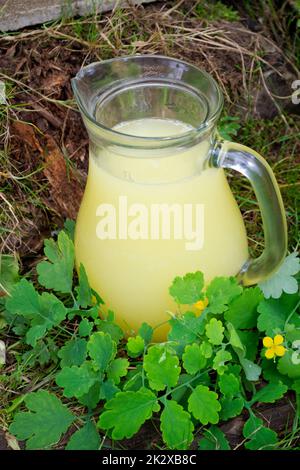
[209,139,287,286]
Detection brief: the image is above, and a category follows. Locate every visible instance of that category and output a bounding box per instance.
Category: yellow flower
[263,335,286,359]
[194,297,209,316]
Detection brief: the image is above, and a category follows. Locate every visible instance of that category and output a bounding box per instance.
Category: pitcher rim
[72,54,224,146]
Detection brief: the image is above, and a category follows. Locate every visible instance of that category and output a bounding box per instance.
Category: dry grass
[0,0,299,259]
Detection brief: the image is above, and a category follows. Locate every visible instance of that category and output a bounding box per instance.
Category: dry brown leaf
[43,135,84,219]
[11,121,43,153]
[5,432,20,451]
[42,72,67,91]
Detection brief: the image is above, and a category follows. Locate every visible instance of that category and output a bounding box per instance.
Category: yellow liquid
[75,118,249,340]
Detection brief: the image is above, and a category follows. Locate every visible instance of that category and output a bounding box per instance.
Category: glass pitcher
[72,55,287,341]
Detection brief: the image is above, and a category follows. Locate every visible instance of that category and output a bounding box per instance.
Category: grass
[0,0,299,450]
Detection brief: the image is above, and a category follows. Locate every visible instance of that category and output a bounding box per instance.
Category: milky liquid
[75,118,248,340]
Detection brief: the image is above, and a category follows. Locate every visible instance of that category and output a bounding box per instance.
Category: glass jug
[72,55,287,341]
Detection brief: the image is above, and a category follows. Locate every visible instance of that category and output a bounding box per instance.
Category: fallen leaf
[0,340,6,365]
[43,136,84,219]
[42,72,67,91]
[11,121,43,153]
[5,432,21,450]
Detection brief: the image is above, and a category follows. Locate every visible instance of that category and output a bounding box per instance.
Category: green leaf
[58,338,87,367]
[6,278,40,316]
[250,382,288,405]
[78,382,101,409]
[261,358,293,386]
[63,218,75,241]
[99,379,119,401]
[0,254,19,296]
[182,343,206,374]
[219,397,244,421]
[160,400,194,450]
[75,263,92,308]
[107,358,129,384]
[123,368,143,392]
[199,426,230,450]
[243,415,278,450]
[199,341,213,358]
[258,253,300,299]
[240,358,261,382]
[224,287,262,329]
[37,231,74,294]
[257,293,300,336]
[212,349,232,375]
[188,385,221,425]
[168,311,203,354]
[56,362,98,398]
[6,280,67,346]
[96,318,124,344]
[66,421,100,450]
[218,115,241,140]
[291,379,300,394]
[126,335,145,358]
[22,338,58,367]
[78,318,93,337]
[169,271,204,304]
[88,332,116,371]
[206,277,242,314]
[277,350,300,379]
[205,318,224,345]
[138,322,153,344]
[238,330,259,362]
[227,323,261,381]
[98,389,159,440]
[144,345,180,391]
[218,373,240,398]
[9,390,74,449]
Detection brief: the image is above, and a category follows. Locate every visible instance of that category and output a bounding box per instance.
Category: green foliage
[206,277,242,314]
[224,287,263,328]
[243,414,278,450]
[9,391,74,449]
[182,343,206,374]
[258,253,300,299]
[218,373,240,398]
[257,293,300,336]
[6,232,300,450]
[205,318,224,345]
[127,335,145,358]
[36,230,74,294]
[56,362,98,398]
[195,2,239,22]
[199,426,231,450]
[169,271,204,304]
[144,344,181,391]
[188,385,221,425]
[66,421,100,450]
[76,264,93,308]
[250,382,288,405]
[98,389,159,439]
[87,331,116,371]
[6,280,67,346]
[160,400,194,450]
[58,338,87,367]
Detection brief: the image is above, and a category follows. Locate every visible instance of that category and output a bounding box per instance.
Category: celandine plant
[1,224,300,450]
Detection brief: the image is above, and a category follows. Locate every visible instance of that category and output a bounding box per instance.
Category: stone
[0,0,156,32]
